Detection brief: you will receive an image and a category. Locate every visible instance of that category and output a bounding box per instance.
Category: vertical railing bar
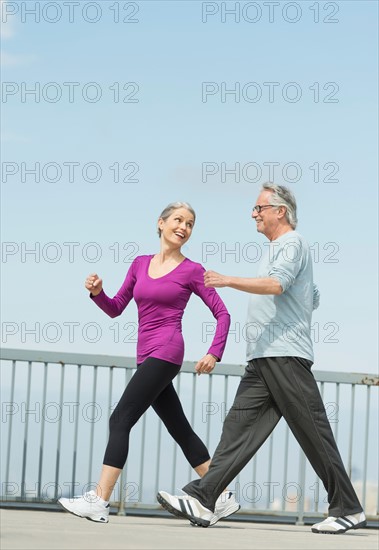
[296,449,306,525]
[171,373,181,493]
[108,366,125,516]
[154,417,163,497]
[87,365,98,487]
[72,364,82,496]
[266,434,274,509]
[138,414,147,505]
[37,362,48,499]
[188,372,197,480]
[308,371,321,513]
[21,361,32,501]
[319,381,324,400]
[107,366,113,438]
[223,375,229,483]
[347,384,355,478]
[187,373,197,482]
[361,386,370,510]
[313,381,325,511]
[205,375,213,449]
[5,360,17,488]
[251,455,257,509]
[120,368,133,509]
[334,383,340,443]
[281,424,290,511]
[225,375,241,493]
[107,368,118,505]
[223,375,229,417]
[54,363,65,500]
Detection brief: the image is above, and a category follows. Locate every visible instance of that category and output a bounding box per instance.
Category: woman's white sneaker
[311,511,366,534]
[58,490,110,523]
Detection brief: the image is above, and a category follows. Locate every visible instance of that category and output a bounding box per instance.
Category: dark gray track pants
[183,356,363,517]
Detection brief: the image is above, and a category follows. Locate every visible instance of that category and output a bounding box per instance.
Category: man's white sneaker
[157,490,213,527]
[58,490,110,523]
[311,511,366,534]
[210,491,240,526]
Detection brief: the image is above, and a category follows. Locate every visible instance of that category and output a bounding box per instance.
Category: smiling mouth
[174,232,185,239]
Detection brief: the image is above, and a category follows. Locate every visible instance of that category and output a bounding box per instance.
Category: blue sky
[1,0,378,376]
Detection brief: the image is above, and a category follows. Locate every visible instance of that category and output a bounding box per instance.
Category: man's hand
[205,271,282,295]
[204,270,228,288]
[195,354,217,376]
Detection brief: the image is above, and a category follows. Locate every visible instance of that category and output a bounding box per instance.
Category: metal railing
[1,348,378,524]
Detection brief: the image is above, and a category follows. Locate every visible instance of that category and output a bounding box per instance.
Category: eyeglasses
[252,204,276,213]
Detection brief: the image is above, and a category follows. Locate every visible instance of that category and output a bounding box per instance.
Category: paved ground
[1,509,378,550]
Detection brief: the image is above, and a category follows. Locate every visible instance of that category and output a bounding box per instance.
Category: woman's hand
[195,354,217,376]
[85,273,103,296]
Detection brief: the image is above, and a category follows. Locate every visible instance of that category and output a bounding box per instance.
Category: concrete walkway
[1,509,378,550]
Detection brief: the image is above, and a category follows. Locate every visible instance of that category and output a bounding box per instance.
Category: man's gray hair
[262,183,298,229]
[157,202,196,237]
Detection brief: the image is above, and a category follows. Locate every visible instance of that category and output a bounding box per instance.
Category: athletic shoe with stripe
[157,490,213,527]
[210,491,240,525]
[311,511,366,534]
[58,490,110,523]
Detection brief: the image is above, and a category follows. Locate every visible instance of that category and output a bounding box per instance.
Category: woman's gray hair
[262,183,298,229]
[157,202,196,237]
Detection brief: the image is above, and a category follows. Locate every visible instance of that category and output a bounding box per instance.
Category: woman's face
[158,208,195,247]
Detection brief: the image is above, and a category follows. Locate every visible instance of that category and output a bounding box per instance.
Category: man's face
[251,191,278,236]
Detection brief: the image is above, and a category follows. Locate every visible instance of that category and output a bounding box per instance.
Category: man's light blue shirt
[246,230,320,362]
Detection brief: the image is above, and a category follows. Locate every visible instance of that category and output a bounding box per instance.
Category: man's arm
[204,270,283,295]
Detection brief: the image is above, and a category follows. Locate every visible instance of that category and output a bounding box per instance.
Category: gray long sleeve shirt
[246,231,320,362]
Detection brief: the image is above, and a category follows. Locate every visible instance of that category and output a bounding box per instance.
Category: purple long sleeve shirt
[91,255,231,365]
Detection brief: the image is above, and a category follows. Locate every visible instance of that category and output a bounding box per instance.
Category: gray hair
[157,202,196,237]
[262,183,298,229]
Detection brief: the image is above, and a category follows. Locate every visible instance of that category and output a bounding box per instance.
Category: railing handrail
[1,347,378,385]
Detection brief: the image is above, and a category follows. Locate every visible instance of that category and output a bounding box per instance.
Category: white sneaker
[311,511,366,534]
[157,490,213,527]
[210,491,240,526]
[58,490,110,523]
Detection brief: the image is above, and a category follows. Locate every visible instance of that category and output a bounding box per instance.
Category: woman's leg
[96,465,122,501]
[152,381,211,474]
[194,459,211,477]
[97,357,181,500]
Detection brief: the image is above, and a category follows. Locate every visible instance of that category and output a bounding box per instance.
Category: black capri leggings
[103,357,210,469]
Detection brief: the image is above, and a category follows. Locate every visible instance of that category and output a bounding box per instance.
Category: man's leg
[255,356,363,517]
[182,361,282,511]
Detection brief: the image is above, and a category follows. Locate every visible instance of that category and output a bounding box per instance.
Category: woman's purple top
[91,255,231,365]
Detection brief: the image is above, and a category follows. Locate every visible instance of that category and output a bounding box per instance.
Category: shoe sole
[157,492,210,528]
[58,500,109,523]
[311,520,367,534]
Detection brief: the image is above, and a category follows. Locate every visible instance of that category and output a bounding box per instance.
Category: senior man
[157,183,366,534]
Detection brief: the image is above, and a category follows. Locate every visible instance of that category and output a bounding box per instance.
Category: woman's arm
[189,264,231,362]
[88,259,138,318]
